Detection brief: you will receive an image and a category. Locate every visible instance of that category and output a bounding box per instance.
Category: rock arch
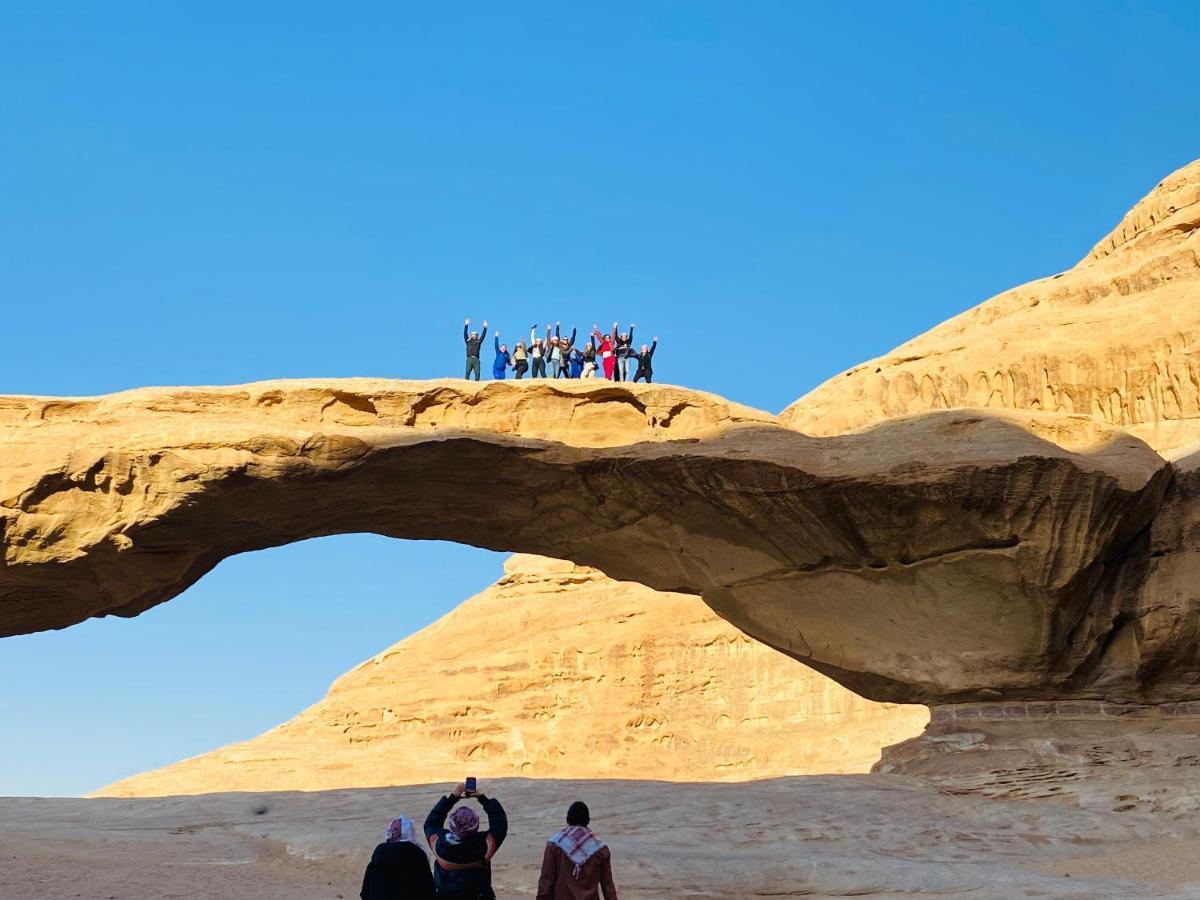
[1,378,1186,706]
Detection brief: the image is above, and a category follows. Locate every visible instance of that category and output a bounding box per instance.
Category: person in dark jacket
[529,324,548,378]
[545,323,574,379]
[423,783,508,900]
[361,815,436,900]
[554,323,577,378]
[492,334,512,380]
[632,339,657,383]
[463,319,488,381]
[612,323,635,382]
[536,801,618,900]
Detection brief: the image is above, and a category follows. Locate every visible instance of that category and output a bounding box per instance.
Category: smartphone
[465,776,477,793]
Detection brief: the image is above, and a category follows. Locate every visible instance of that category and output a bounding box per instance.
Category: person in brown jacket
[535,801,618,900]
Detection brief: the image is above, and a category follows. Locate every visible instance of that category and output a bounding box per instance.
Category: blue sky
[1,2,1197,796]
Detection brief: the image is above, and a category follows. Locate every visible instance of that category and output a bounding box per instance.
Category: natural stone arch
[0,379,1183,705]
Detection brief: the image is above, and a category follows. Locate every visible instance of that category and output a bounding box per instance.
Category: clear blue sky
[1,2,1197,796]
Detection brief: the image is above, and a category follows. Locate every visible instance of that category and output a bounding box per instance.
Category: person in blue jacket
[492,334,513,380]
[567,345,585,379]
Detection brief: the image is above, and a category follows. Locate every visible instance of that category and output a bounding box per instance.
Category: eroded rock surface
[6,164,1200,709]
[785,158,1200,456]
[95,555,926,796]
[0,378,1177,704]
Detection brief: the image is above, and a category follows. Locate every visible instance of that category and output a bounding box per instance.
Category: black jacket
[615,326,635,358]
[423,794,508,899]
[635,341,657,372]
[464,324,488,358]
[360,841,435,900]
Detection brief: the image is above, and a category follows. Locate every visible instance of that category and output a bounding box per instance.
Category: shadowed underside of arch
[0,378,1194,705]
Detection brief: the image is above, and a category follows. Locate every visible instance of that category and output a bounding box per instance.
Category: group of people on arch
[462,319,659,383]
[360,782,619,899]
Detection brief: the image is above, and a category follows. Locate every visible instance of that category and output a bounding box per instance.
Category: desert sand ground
[5,776,1200,899]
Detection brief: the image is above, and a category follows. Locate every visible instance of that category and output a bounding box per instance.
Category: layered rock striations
[0,378,1174,704]
[784,159,1200,709]
[96,555,927,796]
[4,161,1200,710]
[784,159,1200,456]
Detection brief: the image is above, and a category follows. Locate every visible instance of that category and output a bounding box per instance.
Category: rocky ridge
[784,159,1200,456]
[96,555,926,797]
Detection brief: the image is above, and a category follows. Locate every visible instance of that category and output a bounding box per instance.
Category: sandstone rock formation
[4,161,1200,710]
[783,158,1200,710]
[0,378,1174,704]
[784,158,1200,456]
[95,555,927,796]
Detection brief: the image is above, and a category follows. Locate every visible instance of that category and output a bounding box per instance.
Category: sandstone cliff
[0,379,1169,704]
[5,162,1200,709]
[96,555,927,796]
[784,159,1200,456]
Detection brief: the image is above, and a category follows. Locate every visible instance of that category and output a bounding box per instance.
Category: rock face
[0,379,1175,704]
[95,555,927,796]
[4,162,1200,709]
[784,159,1200,456]
[782,159,1200,709]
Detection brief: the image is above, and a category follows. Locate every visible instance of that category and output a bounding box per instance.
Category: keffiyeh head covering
[447,805,480,839]
[548,825,607,878]
[384,816,428,856]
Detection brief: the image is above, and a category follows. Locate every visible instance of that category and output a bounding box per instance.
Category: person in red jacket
[592,325,617,380]
[536,801,618,900]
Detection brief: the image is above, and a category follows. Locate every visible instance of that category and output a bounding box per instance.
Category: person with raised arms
[529,324,547,378]
[631,338,657,383]
[423,782,508,900]
[591,325,616,381]
[612,323,635,382]
[491,333,512,380]
[463,318,488,381]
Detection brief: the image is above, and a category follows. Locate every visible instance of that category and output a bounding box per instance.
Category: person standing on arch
[529,324,547,378]
[632,338,657,383]
[463,318,488,381]
[613,323,635,382]
[492,332,512,380]
[512,337,529,379]
[592,325,616,381]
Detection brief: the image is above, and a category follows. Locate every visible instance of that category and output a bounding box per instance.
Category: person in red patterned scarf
[535,801,619,900]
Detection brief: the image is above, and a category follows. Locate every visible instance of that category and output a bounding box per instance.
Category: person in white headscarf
[360,814,435,900]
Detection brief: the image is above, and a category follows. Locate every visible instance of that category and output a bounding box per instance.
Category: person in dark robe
[360,815,436,900]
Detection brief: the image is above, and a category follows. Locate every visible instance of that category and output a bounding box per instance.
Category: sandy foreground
[4,776,1200,900]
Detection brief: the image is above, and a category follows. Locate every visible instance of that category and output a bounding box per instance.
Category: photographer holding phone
[423,781,507,900]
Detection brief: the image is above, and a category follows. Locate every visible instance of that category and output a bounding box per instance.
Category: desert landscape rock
[8,777,1200,899]
[2,162,1200,714]
[96,555,926,797]
[784,159,1200,456]
[0,378,1179,704]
